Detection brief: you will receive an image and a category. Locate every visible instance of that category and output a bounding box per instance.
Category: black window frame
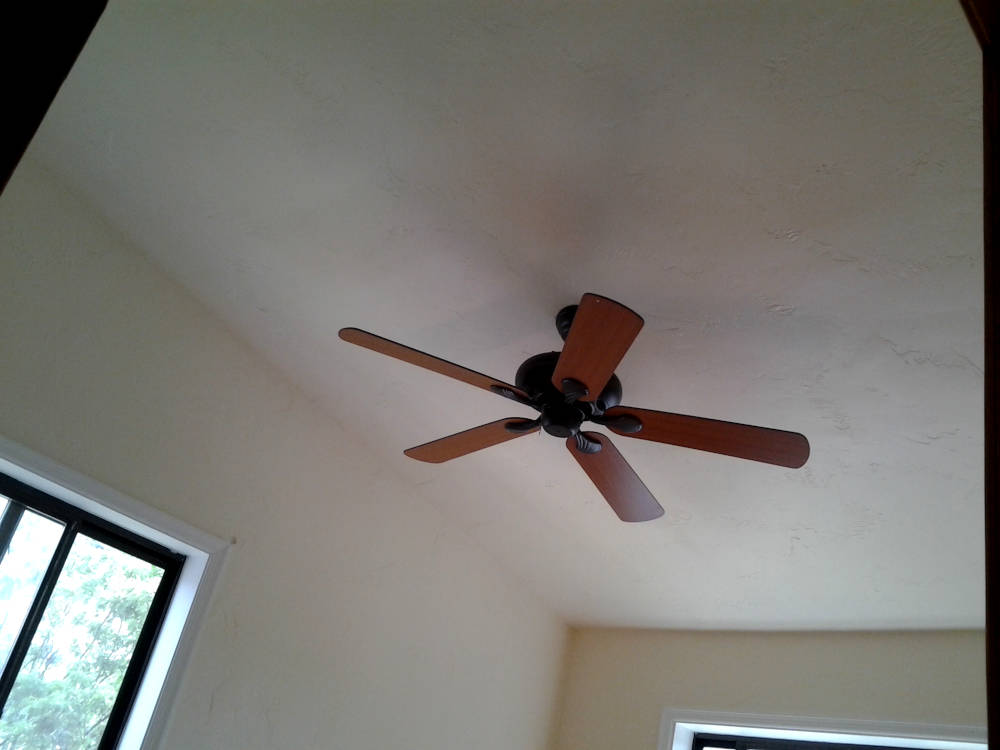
[693,733,937,750]
[0,471,185,750]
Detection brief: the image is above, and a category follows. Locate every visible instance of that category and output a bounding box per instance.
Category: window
[661,710,986,750]
[693,733,938,750]
[0,473,183,749]
[0,438,228,750]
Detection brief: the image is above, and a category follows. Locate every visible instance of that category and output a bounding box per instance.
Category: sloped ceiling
[26,0,983,628]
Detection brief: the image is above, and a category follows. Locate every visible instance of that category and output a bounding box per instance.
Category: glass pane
[0,498,65,674]
[0,533,164,750]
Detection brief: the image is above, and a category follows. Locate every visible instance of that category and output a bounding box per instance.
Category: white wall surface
[551,628,986,750]
[0,159,566,750]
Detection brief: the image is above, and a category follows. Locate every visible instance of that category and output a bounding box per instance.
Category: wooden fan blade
[339,328,531,404]
[405,418,539,463]
[551,294,643,401]
[566,432,664,522]
[603,406,810,468]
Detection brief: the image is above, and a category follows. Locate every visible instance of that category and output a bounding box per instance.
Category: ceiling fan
[339,293,809,522]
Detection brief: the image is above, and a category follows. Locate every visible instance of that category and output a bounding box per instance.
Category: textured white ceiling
[29,0,983,628]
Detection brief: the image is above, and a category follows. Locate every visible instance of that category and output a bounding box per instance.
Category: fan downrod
[555,304,578,341]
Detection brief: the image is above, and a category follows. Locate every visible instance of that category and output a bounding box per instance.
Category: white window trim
[660,709,987,750]
[0,435,230,750]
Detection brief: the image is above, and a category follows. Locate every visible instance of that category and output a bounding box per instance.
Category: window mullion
[0,500,25,564]
[0,518,79,713]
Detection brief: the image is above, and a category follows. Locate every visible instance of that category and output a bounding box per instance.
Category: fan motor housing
[514,352,622,437]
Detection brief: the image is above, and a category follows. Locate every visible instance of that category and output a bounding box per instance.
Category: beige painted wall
[551,628,986,750]
[0,159,566,749]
